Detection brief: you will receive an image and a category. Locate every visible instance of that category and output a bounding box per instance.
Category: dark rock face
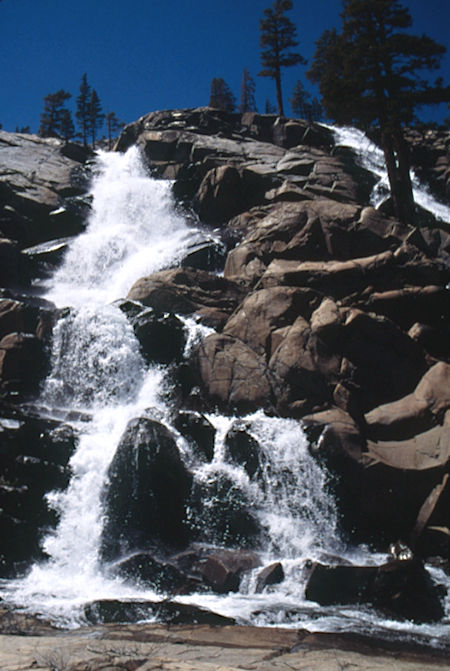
[0,407,76,576]
[130,307,186,365]
[111,552,189,592]
[173,411,216,462]
[187,472,261,548]
[0,131,91,248]
[305,559,445,623]
[83,598,235,625]
[100,417,192,561]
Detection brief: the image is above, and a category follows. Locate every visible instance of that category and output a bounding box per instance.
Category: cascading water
[331,125,450,223]
[1,141,449,646]
[0,146,344,629]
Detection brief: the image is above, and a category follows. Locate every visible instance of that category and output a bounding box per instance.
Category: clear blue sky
[0,0,448,134]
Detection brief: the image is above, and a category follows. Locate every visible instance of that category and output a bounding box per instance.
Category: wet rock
[21,237,71,278]
[83,598,235,625]
[101,417,192,561]
[305,559,445,623]
[199,548,260,593]
[0,408,76,576]
[111,552,190,593]
[173,411,216,461]
[255,562,285,592]
[180,237,226,272]
[130,307,186,365]
[224,422,260,478]
[187,472,262,548]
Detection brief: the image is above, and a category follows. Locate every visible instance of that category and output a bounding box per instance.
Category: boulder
[355,285,450,331]
[199,549,260,593]
[365,363,450,441]
[305,559,445,623]
[111,552,190,593]
[193,165,246,224]
[0,332,48,395]
[83,598,235,626]
[0,239,30,288]
[197,333,272,413]
[223,286,321,357]
[130,307,186,365]
[339,309,428,412]
[127,267,246,329]
[0,130,91,247]
[187,472,262,548]
[255,562,285,592]
[224,422,260,478]
[173,411,216,462]
[0,407,76,576]
[100,417,192,561]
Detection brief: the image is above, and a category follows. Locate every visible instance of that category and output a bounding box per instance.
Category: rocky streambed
[0,109,449,641]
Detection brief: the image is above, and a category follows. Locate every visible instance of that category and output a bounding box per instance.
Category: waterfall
[331,125,450,223]
[2,146,342,628]
[2,141,448,646]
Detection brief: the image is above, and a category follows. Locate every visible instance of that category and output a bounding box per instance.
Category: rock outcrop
[118,108,449,561]
[1,108,449,620]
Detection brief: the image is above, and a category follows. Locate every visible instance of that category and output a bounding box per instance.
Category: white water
[331,125,450,224]
[2,142,449,645]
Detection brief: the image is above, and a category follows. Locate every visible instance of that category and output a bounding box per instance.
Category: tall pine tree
[89,89,104,148]
[259,0,305,116]
[308,0,450,225]
[76,74,92,147]
[239,69,257,113]
[39,90,71,138]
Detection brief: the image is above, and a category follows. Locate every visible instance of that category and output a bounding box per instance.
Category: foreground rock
[0,619,448,671]
[305,559,445,623]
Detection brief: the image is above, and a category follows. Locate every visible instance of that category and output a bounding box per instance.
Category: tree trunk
[275,70,284,116]
[381,129,415,227]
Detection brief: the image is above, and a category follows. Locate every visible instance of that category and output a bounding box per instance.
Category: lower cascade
[1,138,449,647]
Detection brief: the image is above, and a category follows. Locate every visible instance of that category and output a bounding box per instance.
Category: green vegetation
[308,0,450,225]
[209,78,236,112]
[239,69,257,113]
[258,0,305,116]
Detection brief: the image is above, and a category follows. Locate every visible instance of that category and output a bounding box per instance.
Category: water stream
[1,138,449,645]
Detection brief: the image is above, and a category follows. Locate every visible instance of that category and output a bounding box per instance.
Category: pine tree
[308,0,450,226]
[59,109,75,141]
[290,80,311,119]
[76,73,92,147]
[89,89,104,148]
[209,78,236,112]
[105,112,125,150]
[259,0,306,116]
[290,81,323,121]
[39,90,71,138]
[239,69,257,113]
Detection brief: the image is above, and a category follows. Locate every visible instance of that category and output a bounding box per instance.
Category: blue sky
[0,0,449,134]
